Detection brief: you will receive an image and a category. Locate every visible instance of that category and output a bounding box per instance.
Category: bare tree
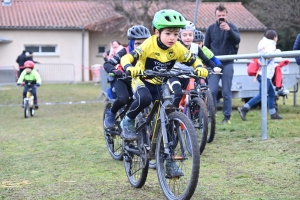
[108,0,187,35]
[246,0,300,50]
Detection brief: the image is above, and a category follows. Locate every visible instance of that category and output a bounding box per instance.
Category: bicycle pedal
[165,175,181,180]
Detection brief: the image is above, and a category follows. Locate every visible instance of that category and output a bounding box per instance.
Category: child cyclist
[193,29,223,67]
[120,9,208,177]
[17,60,42,109]
[104,25,151,128]
[168,21,222,107]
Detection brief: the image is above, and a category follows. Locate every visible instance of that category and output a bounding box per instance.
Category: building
[0,0,266,82]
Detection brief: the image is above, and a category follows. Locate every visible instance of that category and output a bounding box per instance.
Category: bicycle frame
[25,88,34,108]
[135,79,179,160]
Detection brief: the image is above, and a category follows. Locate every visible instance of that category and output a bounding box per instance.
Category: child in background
[17,60,42,109]
[193,29,223,68]
[103,25,151,128]
[168,21,222,108]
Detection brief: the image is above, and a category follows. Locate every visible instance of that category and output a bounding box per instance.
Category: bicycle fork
[160,83,175,159]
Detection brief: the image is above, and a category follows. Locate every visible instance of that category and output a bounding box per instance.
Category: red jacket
[272,60,290,89]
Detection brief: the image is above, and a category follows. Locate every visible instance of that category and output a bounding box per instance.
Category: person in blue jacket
[293,33,300,66]
[204,4,240,124]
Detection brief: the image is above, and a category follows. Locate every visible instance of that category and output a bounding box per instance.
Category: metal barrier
[217,50,300,140]
[0,66,17,87]
[97,67,111,102]
[35,63,76,84]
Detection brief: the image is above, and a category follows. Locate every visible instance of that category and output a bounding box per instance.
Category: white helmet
[180,21,195,32]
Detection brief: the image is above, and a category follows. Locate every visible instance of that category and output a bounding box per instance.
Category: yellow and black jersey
[121,35,203,84]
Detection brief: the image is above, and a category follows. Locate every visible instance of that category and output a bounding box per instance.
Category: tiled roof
[0,1,266,31]
[0,0,114,29]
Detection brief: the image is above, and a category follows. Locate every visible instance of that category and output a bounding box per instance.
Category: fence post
[261,57,268,140]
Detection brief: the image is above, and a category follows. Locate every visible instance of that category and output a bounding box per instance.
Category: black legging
[111,79,133,114]
[127,87,152,119]
[168,77,189,107]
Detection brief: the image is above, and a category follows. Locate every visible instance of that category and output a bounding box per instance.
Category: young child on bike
[17,60,42,109]
[104,25,151,128]
[168,21,223,108]
[193,29,223,67]
[120,9,208,178]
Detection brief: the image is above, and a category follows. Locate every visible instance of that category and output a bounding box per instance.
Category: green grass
[0,84,300,199]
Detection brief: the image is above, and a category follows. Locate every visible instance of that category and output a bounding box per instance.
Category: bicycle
[23,82,37,118]
[122,70,200,200]
[197,75,216,143]
[177,72,209,155]
[102,74,132,161]
[102,74,152,161]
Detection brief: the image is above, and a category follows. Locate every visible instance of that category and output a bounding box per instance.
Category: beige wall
[238,31,264,54]
[89,31,128,67]
[89,31,265,67]
[0,29,90,82]
[202,31,265,55]
[0,29,265,82]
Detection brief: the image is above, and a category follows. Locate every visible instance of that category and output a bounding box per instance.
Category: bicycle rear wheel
[123,113,149,188]
[189,97,208,155]
[202,90,216,143]
[156,112,200,200]
[103,102,123,160]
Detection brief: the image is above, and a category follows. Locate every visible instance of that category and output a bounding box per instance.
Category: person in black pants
[103,25,151,128]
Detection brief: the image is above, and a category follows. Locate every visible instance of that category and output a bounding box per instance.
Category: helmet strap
[156,32,169,50]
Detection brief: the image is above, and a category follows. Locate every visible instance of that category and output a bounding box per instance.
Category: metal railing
[217,50,300,140]
[0,66,17,87]
[97,67,111,102]
[35,63,76,84]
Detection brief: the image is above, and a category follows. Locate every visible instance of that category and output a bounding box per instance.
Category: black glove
[35,83,40,87]
[112,69,123,77]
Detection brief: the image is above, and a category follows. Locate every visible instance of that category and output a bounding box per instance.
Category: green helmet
[152,9,186,30]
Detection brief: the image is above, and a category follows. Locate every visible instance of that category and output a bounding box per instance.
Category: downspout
[193,0,200,27]
[81,26,85,82]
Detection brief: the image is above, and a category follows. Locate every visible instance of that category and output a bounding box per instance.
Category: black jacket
[104,48,127,73]
[16,53,27,67]
[204,21,240,64]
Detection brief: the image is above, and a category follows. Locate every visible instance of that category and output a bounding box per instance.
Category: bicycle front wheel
[202,90,216,143]
[102,102,123,160]
[24,100,29,118]
[156,112,200,200]
[189,97,208,155]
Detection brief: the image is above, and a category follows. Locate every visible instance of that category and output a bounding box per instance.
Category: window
[25,45,57,55]
[98,45,107,55]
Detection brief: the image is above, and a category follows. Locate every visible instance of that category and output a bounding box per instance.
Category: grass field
[0,84,299,200]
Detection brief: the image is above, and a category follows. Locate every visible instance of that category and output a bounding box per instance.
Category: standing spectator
[26,51,40,64]
[238,30,282,120]
[204,4,240,124]
[293,33,300,66]
[16,50,27,77]
[108,40,123,59]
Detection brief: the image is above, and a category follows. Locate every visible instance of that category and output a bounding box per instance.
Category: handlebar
[17,82,40,87]
[142,69,197,79]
